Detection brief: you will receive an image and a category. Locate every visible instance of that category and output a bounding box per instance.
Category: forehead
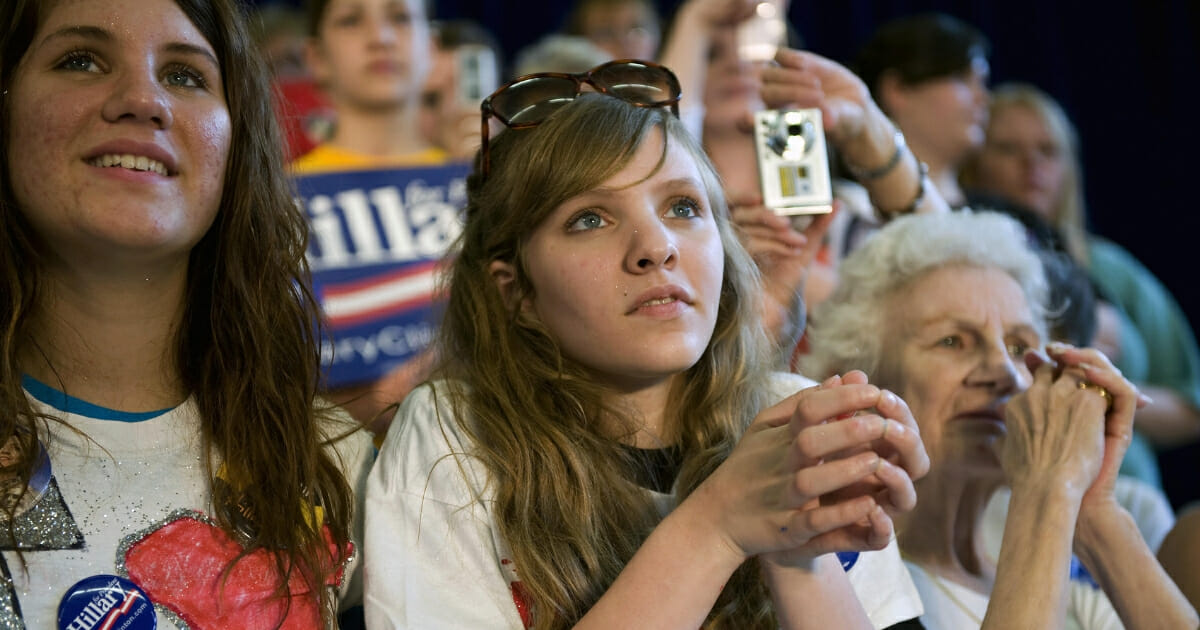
[895,265,1036,332]
[32,0,210,51]
[595,126,704,191]
[324,0,423,14]
[990,104,1051,136]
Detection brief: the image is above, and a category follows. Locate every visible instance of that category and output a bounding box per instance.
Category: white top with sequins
[1,385,373,630]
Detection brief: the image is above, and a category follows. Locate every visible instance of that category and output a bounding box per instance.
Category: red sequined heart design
[122,511,349,629]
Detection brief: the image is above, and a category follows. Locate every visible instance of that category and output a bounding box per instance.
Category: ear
[488,260,522,312]
[876,70,905,117]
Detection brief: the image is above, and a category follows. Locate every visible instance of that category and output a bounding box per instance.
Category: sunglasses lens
[591,63,679,106]
[490,76,580,126]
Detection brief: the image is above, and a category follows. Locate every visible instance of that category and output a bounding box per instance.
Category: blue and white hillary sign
[294,164,469,387]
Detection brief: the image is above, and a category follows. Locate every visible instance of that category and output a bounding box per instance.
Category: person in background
[365,64,930,628]
[419,19,503,161]
[963,82,1200,491]
[297,0,452,429]
[0,0,373,625]
[564,0,662,61]
[300,0,442,170]
[802,210,1196,629]
[852,12,990,209]
[511,33,613,76]
[251,2,335,160]
[659,0,947,357]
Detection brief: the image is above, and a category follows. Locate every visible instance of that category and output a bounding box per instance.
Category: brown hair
[435,93,777,628]
[0,0,354,623]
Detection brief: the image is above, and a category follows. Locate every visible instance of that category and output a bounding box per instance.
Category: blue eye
[57,51,100,73]
[567,210,608,232]
[163,65,207,89]
[668,198,700,219]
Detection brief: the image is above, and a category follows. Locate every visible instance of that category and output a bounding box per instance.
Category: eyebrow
[917,317,1040,338]
[38,25,220,70]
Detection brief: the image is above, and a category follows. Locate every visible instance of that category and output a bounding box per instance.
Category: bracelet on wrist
[874,161,929,220]
[845,130,907,181]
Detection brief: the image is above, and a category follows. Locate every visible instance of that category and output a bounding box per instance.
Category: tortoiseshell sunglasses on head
[479,59,682,178]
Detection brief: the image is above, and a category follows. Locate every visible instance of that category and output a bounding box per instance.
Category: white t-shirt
[918,475,1174,630]
[1,384,373,630]
[981,477,1175,555]
[905,559,1123,630]
[365,373,923,628]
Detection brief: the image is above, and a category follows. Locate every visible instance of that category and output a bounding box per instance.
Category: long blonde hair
[964,83,1091,265]
[435,93,778,628]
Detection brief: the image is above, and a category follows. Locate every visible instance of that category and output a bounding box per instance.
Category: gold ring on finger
[1077,380,1113,412]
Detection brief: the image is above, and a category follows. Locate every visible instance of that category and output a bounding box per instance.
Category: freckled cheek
[7,95,79,205]
[188,110,233,216]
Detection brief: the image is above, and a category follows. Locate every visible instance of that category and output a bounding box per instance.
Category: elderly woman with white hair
[801,211,1197,629]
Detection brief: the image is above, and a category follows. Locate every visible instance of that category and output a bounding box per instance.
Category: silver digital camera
[752,108,834,216]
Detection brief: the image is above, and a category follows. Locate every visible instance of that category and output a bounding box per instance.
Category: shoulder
[291,145,452,175]
[1086,236,1147,272]
[763,371,819,405]
[317,403,375,473]
[843,540,925,628]
[370,381,485,501]
[291,144,359,174]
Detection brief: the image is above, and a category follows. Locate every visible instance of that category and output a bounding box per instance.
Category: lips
[626,284,693,315]
[954,404,1007,425]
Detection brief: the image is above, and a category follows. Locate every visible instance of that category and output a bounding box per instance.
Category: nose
[967,340,1026,396]
[101,68,172,129]
[625,218,678,273]
[367,14,398,47]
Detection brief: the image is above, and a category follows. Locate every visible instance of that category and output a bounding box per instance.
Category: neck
[21,261,190,412]
[602,376,678,448]
[328,99,430,157]
[898,468,1003,589]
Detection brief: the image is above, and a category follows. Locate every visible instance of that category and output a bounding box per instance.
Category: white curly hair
[801,210,1049,383]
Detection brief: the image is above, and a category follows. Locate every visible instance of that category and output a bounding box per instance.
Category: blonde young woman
[364,60,931,628]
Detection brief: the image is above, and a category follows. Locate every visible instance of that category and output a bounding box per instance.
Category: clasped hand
[693,370,929,568]
[1004,343,1146,509]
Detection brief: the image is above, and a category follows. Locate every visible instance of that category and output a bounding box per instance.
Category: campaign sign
[294,164,469,387]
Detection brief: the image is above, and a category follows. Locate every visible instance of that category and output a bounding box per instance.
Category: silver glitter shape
[0,558,25,630]
[0,477,84,551]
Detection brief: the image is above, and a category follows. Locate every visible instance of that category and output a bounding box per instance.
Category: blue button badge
[57,575,155,630]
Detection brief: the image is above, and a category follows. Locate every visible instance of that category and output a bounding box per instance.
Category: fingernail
[1046,341,1071,353]
[1139,393,1155,405]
